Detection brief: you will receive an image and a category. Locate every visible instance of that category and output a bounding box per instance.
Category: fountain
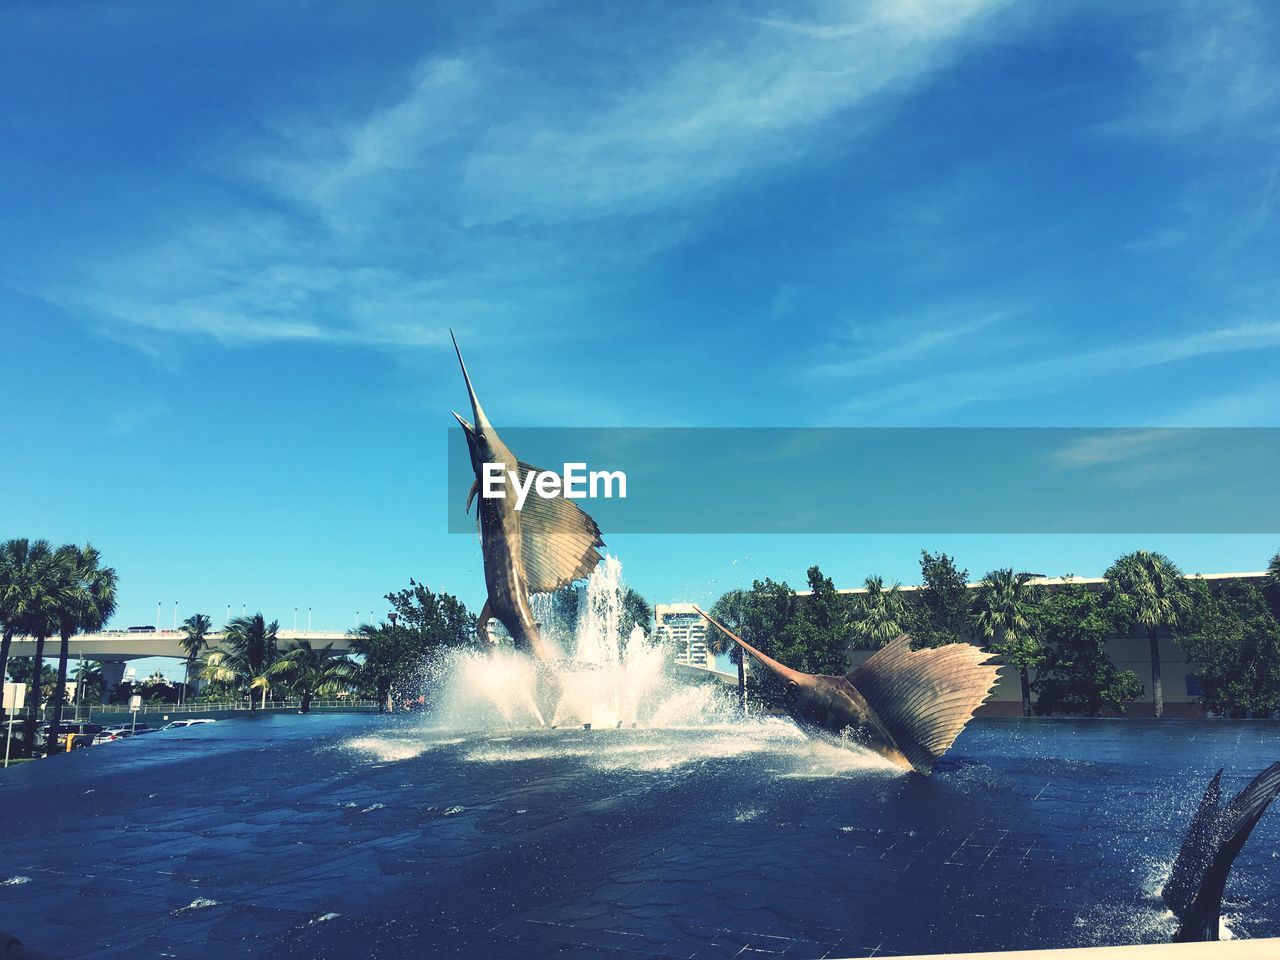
[434,555,729,732]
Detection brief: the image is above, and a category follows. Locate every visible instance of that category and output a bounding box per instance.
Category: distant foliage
[1181,579,1280,717]
[351,580,478,711]
[1032,579,1144,715]
[904,551,975,647]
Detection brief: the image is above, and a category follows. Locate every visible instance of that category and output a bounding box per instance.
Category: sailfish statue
[693,606,1000,774]
[451,333,604,659]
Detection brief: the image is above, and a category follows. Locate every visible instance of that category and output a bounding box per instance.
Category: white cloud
[40,0,1015,352]
[832,319,1280,417]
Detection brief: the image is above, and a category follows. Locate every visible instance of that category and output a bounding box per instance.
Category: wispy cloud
[832,320,1280,418]
[37,0,1014,353]
[1114,1,1279,140]
[809,302,1019,381]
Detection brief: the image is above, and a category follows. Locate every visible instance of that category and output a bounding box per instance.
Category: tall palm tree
[1,539,34,710]
[972,568,1039,717]
[4,542,67,756]
[266,640,357,713]
[178,613,213,705]
[47,544,118,756]
[1105,550,1188,719]
[1,540,57,714]
[704,590,749,713]
[350,621,400,712]
[221,614,279,710]
[850,575,906,649]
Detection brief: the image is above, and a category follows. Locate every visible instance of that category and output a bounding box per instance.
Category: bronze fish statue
[694,605,999,774]
[451,332,604,659]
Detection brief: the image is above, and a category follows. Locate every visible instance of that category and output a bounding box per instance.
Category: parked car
[29,722,105,754]
[159,718,217,731]
[94,724,152,743]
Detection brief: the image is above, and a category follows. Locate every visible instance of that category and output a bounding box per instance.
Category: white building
[654,603,712,668]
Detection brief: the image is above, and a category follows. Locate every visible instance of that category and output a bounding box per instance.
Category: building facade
[654,603,713,669]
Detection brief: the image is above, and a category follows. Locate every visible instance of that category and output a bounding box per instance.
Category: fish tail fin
[848,636,1000,774]
[1166,762,1280,941]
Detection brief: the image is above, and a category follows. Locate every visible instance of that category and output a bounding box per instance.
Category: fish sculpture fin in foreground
[692,607,999,774]
[514,461,605,593]
[1161,761,1280,941]
[847,635,1002,774]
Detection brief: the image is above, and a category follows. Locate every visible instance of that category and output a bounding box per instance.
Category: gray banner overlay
[447,428,1280,534]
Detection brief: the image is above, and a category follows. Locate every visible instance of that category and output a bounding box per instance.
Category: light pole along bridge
[5,630,355,698]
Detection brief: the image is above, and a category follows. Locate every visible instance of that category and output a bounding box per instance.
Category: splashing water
[435,556,733,731]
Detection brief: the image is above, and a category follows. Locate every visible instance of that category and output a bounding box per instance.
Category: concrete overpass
[5,629,354,661]
[5,630,355,700]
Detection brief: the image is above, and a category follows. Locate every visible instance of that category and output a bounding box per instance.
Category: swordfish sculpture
[693,606,1000,774]
[1161,761,1280,941]
[451,333,604,659]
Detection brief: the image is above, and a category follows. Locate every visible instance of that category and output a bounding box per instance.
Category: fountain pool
[0,714,1278,959]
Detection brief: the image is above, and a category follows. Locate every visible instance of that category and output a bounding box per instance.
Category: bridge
[5,630,355,698]
[5,629,354,661]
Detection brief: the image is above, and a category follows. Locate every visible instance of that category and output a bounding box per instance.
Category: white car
[160,718,217,730]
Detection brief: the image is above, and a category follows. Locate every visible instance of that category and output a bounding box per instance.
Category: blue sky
[2,1,1278,676]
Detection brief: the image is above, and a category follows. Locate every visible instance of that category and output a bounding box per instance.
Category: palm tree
[266,640,357,713]
[350,621,403,713]
[704,590,749,713]
[1,539,34,711]
[197,650,239,696]
[3,542,67,756]
[1,540,55,718]
[1105,550,1188,718]
[972,568,1040,717]
[178,613,212,705]
[47,544,118,756]
[220,614,279,709]
[850,575,906,648]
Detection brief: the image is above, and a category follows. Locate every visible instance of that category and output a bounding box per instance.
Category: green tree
[267,640,357,713]
[221,614,280,709]
[908,551,974,647]
[1,539,59,717]
[620,588,653,641]
[972,568,1040,716]
[1266,551,1280,616]
[74,659,104,706]
[46,544,118,755]
[352,581,477,711]
[704,589,749,711]
[1032,578,1144,715]
[1181,579,1280,717]
[178,613,213,705]
[1105,550,1189,718]
[350,622,412,711]
[9,543,67,756]
[798,565,853,674]
[850,576,906,649]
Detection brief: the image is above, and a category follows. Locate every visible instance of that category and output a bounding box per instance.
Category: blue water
[0,715,1278,959]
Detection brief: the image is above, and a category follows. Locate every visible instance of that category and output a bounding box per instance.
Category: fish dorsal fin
[848,635,1001,774]
[1163,770,1224,921]
[515,461,605,593]
[1171,761,1280,941]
